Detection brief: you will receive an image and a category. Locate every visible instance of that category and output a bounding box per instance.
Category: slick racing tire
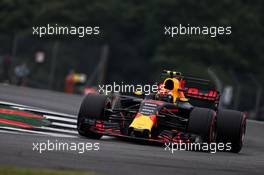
[216,109,246,153]
[77,93,111,139]
[188,107,216,143]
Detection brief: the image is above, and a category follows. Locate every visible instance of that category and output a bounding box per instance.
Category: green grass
[0,123,20,128]
[0,167,96,175]
[0,113,50,127]
[0,105,51,127]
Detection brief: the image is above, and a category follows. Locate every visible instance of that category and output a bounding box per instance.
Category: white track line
[0,101,76,118]
[51,122,76,129]
[44,115,77,123]
[0,101,28,108]
[0,127,112,139]
[11,106,76,119]
[0,127,77,138]
[39,126,78,134]
[0,129,24,135]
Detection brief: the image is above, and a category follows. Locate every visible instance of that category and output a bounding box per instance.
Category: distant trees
[0,0,263,84]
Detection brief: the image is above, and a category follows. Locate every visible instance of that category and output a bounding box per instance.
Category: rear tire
[188,107,216,143]
[216,109,246,153]
[77,93,111,139]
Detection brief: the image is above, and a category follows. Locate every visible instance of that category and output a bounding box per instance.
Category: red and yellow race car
[77,70,246,153]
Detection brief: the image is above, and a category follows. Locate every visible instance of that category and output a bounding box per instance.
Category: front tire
[77,93,110,139]
[188,107,216,143]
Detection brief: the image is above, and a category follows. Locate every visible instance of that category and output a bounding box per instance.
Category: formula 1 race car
[77,70,247,153]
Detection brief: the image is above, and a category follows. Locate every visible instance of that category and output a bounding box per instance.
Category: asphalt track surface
[0,84,264,175]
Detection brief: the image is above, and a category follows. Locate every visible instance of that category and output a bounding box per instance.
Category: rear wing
[162,70,211,85]
[161,70,220,109]
[183,87,220,110]
[184,87,220,102]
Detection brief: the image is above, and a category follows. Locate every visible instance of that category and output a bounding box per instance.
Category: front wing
[86,119,201,145]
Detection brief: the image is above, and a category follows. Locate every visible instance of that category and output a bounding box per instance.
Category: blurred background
[0,0,263,120]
